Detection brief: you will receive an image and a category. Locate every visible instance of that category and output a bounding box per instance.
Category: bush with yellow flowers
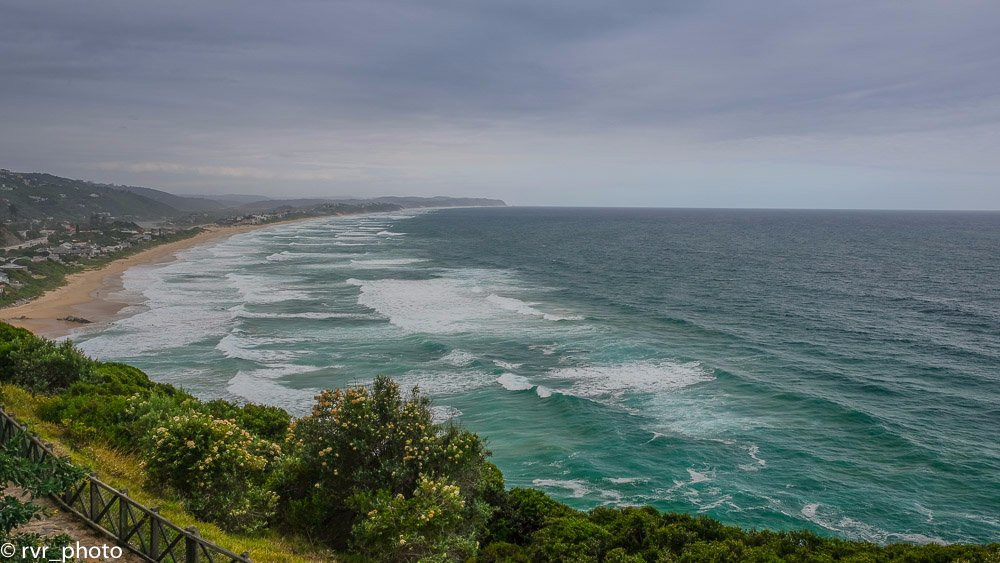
[275,376,503,550]
[349,475,482,562]
[146,411,280,532]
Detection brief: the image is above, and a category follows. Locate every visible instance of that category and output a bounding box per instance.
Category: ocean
[74,207,1000,544]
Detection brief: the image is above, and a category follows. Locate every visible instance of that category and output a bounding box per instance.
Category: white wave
[227,273,312,304]
[530,344,558,355]
[441,350,477,366]
[265,251,297,261]
[493,360,523,370]
[532,479,590,498]
[376,230,406,236]
[497,373,533,391]
[739,444,767,472]
[535,385,554,398]
[267,251,353,262]
[486,294,583,321]
[393,371,495,396]
[349,258,426,267]
[234,309,375,320]
[605,477,649,485]
[430,405,463,423]
[226,371,319,415]
[545,360,713,400]
[346,276,583,334]
[687,468,712,484]
[801,503,820,519]
[215,333,303,362]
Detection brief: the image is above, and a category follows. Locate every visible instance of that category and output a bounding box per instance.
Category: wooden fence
[0,407,251,563]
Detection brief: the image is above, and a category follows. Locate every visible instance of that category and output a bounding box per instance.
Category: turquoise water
[75,207,1000,544]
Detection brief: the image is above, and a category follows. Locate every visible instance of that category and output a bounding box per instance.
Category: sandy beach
[1,221,303,339]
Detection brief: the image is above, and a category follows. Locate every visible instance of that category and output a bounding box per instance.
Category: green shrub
[487,487,576,545]
[528,516,612,562]
[202,399,291,442]
[476,541,529,562]
[276,376,497,549]
[0,332,93,393]
[590,506,663,558]
[349,475,481,562]
[604,547,647,563]
[38,363,192,451]
[146,411,280,532]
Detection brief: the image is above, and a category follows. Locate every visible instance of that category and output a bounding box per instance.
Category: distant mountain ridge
[0,168,506,224]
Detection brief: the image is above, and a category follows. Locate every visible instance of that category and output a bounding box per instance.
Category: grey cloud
[0,0,998,207]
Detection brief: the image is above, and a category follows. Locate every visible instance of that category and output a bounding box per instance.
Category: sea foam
[545,360,713,400]
[497,373,533,391]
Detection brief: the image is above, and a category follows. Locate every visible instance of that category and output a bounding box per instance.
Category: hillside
[0,170,183,222]
[117,185,227,212]
[0,168,507,229]
[236,195,506,213]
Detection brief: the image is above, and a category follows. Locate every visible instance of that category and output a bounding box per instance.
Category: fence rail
[0,407,251,563]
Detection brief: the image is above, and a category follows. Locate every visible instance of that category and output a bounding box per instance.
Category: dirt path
[5,486,144,562]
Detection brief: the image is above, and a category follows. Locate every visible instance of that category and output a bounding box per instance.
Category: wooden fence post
[118,489,129,540]
[150,507,161,558]
[185,527,200,563]
[89,474,99,519]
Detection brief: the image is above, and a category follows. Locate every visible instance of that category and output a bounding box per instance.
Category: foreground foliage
[1,322,998,561]
[0,429,84,560]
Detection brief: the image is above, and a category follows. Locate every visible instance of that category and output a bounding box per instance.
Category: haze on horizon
[1,0,998,209]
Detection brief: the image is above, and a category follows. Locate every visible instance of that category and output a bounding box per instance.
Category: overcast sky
[1,0,998,208]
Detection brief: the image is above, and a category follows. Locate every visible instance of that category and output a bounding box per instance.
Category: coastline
[0,218,317,339]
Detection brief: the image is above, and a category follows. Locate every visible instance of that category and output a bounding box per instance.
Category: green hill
[116,185,227,212]
[0,168,508,228]
[0,170,185,222]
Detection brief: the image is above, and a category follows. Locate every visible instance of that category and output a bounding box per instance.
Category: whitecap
[493,360,523,370]
[233,308,375,320]
[349,258,427,267]
[226,370,319,414]
[738,444,767,472]
[393,371,495,396]
[544,360,713,400]
[227,273,312,304]
[497,373,533,391]
[687,468,712,484]
[535,385,554,398]
[486,294,582,322]
[346,276,583,334]
[605,477,649,485]
[532,479,590,498]
[441,350,477,366]
[215,333,303,362]
[430,405,463,423]
[801,503,820,519]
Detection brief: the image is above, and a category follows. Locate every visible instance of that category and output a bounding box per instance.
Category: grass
[0,384,334,562]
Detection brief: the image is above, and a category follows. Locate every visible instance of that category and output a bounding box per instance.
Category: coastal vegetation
[1,322,997,561]
[0,425,83,558]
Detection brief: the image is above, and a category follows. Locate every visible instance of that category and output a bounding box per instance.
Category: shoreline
[1,218,319,339]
